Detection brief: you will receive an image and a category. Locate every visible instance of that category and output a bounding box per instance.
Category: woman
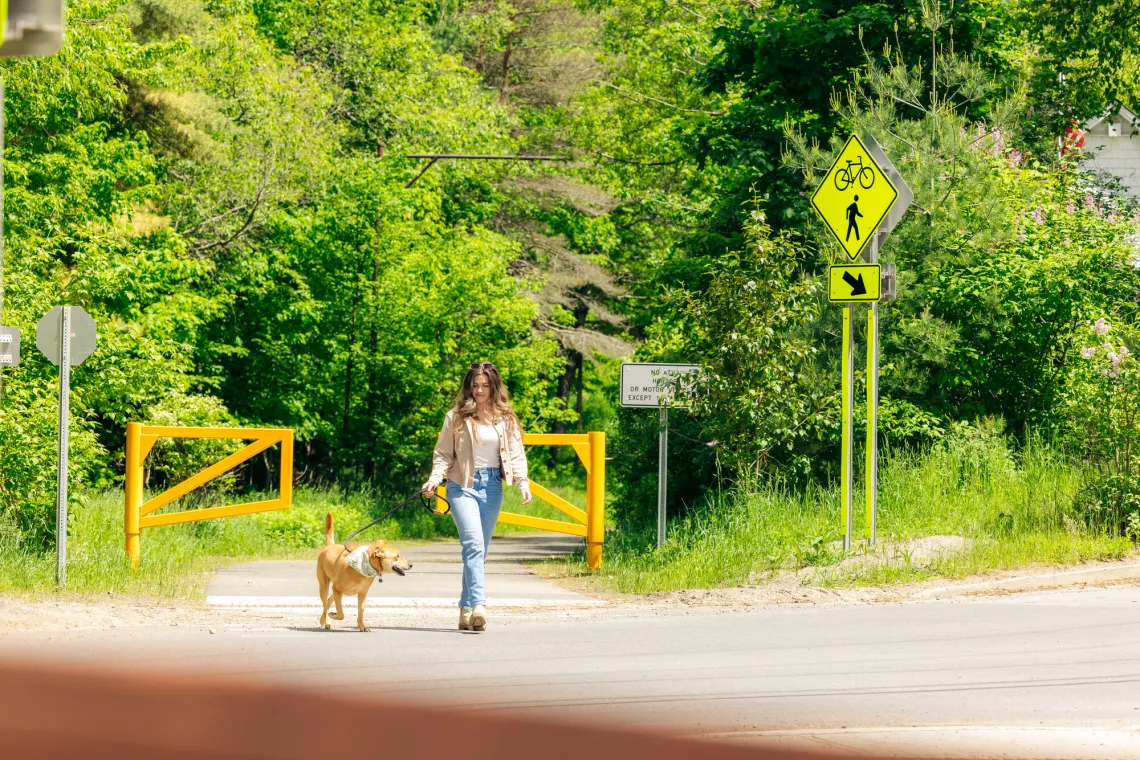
[422,362,531,632]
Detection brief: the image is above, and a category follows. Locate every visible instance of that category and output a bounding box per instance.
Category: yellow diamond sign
[810,134,899,260]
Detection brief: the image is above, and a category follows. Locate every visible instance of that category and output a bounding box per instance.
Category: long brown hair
[453,362,519,437]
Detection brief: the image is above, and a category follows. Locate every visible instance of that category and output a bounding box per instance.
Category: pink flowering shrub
[1068,319,1140,535]
[920,157,1140,437]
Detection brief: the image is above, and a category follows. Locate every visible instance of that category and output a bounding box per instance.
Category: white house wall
[1080,112,1140,198]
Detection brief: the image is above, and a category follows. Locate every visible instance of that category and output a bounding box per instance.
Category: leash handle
[342,492,435,551]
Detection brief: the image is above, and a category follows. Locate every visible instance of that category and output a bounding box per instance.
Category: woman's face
[471,374,491,405]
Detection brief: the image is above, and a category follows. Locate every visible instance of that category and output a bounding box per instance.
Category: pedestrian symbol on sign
[846,196,863,242]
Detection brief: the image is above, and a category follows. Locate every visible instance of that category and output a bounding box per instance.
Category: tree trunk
[573,302,588,430]
[364,253,380,480]
[343,283,360,443]
[552,354,575,434]
[501,32,513,98]
[576,355,584,431]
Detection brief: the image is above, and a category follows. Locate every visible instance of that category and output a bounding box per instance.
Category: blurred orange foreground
[0,659,853,760]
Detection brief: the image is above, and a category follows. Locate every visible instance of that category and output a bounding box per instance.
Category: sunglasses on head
[470,362,496,371]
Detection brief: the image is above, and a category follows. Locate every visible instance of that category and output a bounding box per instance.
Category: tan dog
[317,513,412,631]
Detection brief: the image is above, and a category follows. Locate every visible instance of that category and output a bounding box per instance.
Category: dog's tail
[325,512,334,545]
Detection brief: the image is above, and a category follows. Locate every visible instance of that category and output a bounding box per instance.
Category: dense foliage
[0,0,1138,551]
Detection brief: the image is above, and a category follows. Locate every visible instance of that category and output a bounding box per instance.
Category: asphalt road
[4,538,1140,758]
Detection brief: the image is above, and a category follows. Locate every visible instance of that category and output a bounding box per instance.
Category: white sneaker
[459,608,472,631]
[470,604,487,632]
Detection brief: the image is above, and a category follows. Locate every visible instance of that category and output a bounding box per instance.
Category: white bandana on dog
[344,546,380,578]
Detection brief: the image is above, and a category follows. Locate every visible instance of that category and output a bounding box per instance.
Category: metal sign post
[55,306,70,586]
[657,406,668,548]
[620,362,697,549]
[841,307,854,551]
[860,136,911,547]
[866,235,881,547]
[36,304,97,588]
[811,133,910,549]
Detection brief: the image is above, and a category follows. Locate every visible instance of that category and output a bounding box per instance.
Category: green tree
[693,0,1014,246]
[676,207,826,475]
[785,48,1140,437]
[1020,0,1140,147]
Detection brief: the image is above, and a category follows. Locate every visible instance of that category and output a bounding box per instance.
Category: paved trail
[4,535,1140,758]
[206,534,599,613]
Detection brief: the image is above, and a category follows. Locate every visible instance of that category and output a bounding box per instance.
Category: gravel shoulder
[634,555,1140,608]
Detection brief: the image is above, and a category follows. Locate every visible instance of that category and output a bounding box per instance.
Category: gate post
[125,421,142,570]
[586,431,605,570]
[280,431,294,505]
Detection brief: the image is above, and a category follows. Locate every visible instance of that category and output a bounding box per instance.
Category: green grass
[0,488,384,597]
[9,437,1123,599]
[547,436,1135,593]
[0,480,589,598]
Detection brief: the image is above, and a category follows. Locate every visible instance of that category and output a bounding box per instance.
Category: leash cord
[343,490,438,551]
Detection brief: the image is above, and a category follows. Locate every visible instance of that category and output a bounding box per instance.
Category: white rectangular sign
[620,362,698,408]
[0,326,21,367]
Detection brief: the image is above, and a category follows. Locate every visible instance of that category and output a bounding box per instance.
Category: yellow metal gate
[434,431,606,569]
[124,423,293,568]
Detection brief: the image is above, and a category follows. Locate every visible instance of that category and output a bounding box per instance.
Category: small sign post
[36,305,97,587]
[811,134,911,550]
[55,307,69,587]
[620,362,698,548]
[861,136,911,548]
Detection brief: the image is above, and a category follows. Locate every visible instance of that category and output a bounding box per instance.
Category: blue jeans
[446,467,503,609]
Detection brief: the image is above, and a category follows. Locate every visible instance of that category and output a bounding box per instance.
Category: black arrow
[842,270,867,296]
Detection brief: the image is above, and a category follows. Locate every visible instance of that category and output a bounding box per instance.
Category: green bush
[144,392,244,498]
[0,397,103,549]
[1066,318,1140,533]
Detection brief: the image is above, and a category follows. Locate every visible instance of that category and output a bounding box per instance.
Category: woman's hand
[519,481,532,505]
[421,479,439,495]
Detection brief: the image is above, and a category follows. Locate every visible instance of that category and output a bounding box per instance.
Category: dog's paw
[321,622,331,630]
[358,625,370,632]
[331,613,344,620]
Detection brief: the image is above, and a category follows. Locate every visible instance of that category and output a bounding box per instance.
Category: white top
[472,422,502,469]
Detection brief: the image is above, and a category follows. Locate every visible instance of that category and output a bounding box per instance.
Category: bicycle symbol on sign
[834,156,876,192]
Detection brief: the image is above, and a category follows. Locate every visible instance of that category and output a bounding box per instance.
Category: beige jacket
[429,409,529,488]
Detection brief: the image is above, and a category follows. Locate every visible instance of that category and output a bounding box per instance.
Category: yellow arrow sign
[829,264,881,303]
[811,135,899,260]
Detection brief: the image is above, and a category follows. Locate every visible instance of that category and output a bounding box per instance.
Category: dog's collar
[345,546,381,578]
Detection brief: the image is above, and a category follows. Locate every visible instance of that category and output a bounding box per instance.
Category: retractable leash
[342,490,439,552]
